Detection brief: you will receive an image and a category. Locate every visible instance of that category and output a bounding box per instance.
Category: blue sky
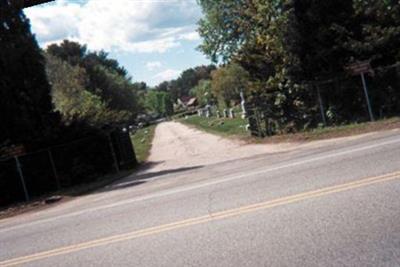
[25,0,211,86]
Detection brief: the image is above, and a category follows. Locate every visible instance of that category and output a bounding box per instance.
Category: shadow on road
[94,164,204,194]
[0,163,204,220]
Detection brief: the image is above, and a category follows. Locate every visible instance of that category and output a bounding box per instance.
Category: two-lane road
[1,128,400,266]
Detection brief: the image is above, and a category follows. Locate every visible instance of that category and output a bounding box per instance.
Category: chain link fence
[246,63,400,137]
[0,130,137,207]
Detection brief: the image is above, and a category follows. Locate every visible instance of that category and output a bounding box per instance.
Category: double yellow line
[2,170,400,267]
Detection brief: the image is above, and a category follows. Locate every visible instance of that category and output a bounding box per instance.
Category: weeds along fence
[0,130,137,206]
[246,62,400,137]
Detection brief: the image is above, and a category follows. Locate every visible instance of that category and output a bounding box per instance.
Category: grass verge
[180,115,400,143]
[131,125,156,162]
[261,117,400,144]
[179,115,249,138]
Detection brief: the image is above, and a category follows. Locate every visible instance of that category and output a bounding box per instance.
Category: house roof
[186,97,197,106]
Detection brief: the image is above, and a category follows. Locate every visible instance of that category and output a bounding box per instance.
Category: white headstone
[229,108,235,118]
[240,90,247,118]
[223,109,228,118]
[205,105,212,118]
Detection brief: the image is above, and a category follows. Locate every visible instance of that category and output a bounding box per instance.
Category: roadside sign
[346,61,374,76]
[0,145,26,159]
[345,61,375,121]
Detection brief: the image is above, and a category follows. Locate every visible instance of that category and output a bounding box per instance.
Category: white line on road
[0,135,399,234]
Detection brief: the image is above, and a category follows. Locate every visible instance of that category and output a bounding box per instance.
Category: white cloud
[179,31,200,41]
[153,69,180,83]
[26,2,80,43]
[146,61,162,71]
[25,0,202,54]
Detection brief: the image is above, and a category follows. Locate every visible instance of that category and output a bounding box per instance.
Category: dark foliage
[0,2,58,145]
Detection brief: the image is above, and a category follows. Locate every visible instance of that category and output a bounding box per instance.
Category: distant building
[186,97,198,107]
[177,97,198,110]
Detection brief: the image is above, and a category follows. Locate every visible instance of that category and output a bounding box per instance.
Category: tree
[0,2,56,145]
[284,0,356,81]
[146,90,173,117]
[198,0,400,131]
[47,40,87,66]
[197,0,284,65]
[47,40,143,122]
[155,81,169,92]
[197,0,249,63]
[45,54,129,127]
[190,80,214,106]
[351,0,400,66]
[157,65,216,101]
[284,0,400,122]
[211,64,250,108]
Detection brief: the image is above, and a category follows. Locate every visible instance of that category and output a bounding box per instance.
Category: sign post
[15,156,30,202]
[315,84,327,126]
[346,61,375,122]
[360,72,374,121]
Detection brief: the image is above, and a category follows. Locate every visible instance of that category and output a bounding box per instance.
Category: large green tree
[190,80,214,106]
[158,65,216,101]
[197,0,400,131]
[0,2,56,145]
[47,40,142,122]
[45,54,130,127]
[198,0,309,131]
[284,0,355,81]
[146,90,173,117]
[351,0,400,65]
[211,64,250,108]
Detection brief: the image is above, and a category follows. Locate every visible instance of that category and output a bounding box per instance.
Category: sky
[25,0,211,86]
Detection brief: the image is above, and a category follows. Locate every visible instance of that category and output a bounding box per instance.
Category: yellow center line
[2,170,400,267]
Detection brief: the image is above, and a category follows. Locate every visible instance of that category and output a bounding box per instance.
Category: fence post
[15,156,29,201]
[48,149,61,190]
[108,133,120,173]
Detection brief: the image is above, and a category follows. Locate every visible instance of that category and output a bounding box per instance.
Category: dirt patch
[147,122,295,172]
[146,121,400,173]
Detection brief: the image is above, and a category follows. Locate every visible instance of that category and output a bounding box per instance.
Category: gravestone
[223,109,228,118]
[229,108,235,118]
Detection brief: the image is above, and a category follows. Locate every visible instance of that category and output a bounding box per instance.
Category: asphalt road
[1,129,400,266]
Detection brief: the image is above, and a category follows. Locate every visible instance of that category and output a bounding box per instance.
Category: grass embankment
[264,117,400,143]
[131,125,156,162]
[179,115,249,138]
[180,115,400,143]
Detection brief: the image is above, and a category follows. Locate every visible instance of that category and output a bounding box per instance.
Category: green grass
[179,115,249,138]
[180,115,400,143]
[131,125,156,162]
[254,117,400,144]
